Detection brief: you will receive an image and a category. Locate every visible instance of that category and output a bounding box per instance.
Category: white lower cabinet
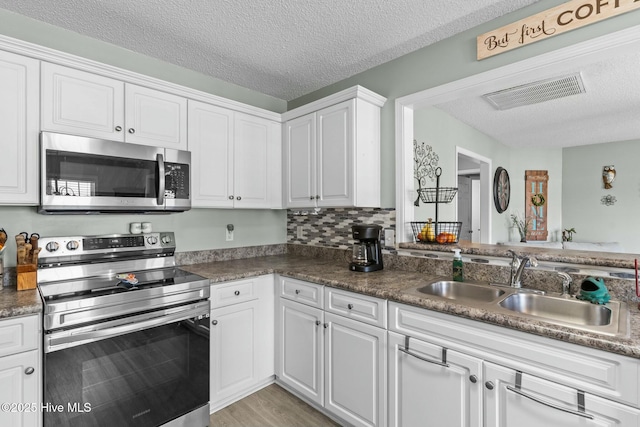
[388,331,482,427]
[0,315,41,427]
[325,312,386,427]
[484,362,640,426]
[209,275,274,412]
[276,277,387,427]
[389,302,640,427]
[278,297,324,405]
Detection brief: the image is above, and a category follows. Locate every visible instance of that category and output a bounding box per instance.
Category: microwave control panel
[164,163,189,199]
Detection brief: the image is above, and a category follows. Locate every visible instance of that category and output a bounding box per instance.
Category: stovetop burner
[37,232,210,332]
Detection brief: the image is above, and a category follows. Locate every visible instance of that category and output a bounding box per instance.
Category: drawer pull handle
[400,336,449,368]
[212,320,218,326]
[315,320,321,326]
[24,367,35,375]
[485,381,494,390]
[128,128,135,134]
[234,290,240,296]
[323,323,328,328]
[115,126,122,132]
[506,371,594,420]
[347,304,354,310]
[469,375,478,383]
[295,289,301,294]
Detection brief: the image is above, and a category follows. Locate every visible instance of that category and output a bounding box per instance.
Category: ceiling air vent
[483,73,586,110]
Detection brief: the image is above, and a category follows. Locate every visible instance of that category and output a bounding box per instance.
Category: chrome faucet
[556,271,573,297]
[508,250,538,288]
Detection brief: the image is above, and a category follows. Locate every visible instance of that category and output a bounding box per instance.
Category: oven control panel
[38,232,175,260]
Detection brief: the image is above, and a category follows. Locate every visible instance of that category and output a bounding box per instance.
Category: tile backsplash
[287,208,395,249]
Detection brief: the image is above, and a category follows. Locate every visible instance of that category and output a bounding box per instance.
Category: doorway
[456,148,491,244]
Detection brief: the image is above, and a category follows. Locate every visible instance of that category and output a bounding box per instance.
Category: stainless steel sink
[405,278,629,337]
[498,293,612,326]
[415,280,506,303]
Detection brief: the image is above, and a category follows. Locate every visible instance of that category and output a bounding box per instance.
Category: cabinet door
[41,62,125,141]
[388,332,482,427]
[125,84,187,149]
[485,362,640,426]
[0,350,40,427]
[0,51,39,205]
[284,113,316,208]
[210,300,260,406]
[277,298,324,406]
[233,112,278,208]
[316,100,354,207]
[325,313,386,427]
[188,100,234,207]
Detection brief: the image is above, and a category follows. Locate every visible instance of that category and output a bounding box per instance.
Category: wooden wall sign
[477,0,640,60]
[525,170,548,241]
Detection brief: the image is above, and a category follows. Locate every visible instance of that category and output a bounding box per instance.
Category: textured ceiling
[0,0,539,101]
[435,40,640,148]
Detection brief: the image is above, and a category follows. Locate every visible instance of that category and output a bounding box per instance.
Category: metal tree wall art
[413,140,439,206]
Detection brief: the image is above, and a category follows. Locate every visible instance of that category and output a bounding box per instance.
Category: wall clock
[493,167,510,213]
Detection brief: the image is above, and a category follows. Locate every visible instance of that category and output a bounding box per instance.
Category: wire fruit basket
[411,221,462,244]
[418,187,458,204]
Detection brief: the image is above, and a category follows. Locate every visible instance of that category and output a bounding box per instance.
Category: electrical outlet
[296,225,304,239]
[226,224,234,241]
[384,229,395,247]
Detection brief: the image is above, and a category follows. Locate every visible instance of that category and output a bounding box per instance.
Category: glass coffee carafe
[352,242,373,266]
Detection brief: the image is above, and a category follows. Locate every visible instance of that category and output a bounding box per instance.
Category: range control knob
[161,235,172,245]
[146,235,158,245]
[66,240,80,251]
[45,242,60,253]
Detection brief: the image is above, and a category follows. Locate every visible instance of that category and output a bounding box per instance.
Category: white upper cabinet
[284,114,315,207]
[125,84,187,149]
[283,86,385,209]
[41,62,125,141]
[188,101,234,207]
[0,50,39,205]
[41,62,187,149]
[189,100,281,208]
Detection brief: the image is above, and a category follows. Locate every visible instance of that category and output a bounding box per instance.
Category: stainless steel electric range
[37,232,210,427]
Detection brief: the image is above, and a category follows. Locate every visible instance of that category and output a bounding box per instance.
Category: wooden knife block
[17,264,37,291]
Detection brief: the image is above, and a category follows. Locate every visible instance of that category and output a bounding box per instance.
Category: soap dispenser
[452,249,464,282]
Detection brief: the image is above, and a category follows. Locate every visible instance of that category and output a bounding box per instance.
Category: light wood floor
[210,384,341,427]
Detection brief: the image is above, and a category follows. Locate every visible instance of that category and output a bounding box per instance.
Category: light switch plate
[384,229,395,247]
[296,225,304,239]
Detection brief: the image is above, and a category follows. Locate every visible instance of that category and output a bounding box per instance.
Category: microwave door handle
[157,153,165,206]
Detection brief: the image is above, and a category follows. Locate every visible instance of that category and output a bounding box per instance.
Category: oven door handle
[45,302,209,353]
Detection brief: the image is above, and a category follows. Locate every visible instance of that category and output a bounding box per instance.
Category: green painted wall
[288,0,640,209]
[563,140,640,253]
[0,207,287,267]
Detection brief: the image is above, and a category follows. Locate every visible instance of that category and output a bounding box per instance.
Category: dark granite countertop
[0,284,42,320]
[182,254,640,360]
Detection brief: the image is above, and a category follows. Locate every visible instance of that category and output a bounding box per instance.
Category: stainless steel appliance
[39,132,191,214]
[349,224,384,272]
[38,232,210,427]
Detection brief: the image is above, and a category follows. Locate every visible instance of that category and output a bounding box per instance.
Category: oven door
[43,301,210,427]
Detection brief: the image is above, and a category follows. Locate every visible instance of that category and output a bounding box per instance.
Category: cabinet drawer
[325,287,386,328]
[279,277,323,308]
[0,315,39,358]
[389,302,639,407]
[210,278,258,308]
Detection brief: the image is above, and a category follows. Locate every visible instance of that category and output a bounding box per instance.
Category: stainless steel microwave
[39,132,191,214]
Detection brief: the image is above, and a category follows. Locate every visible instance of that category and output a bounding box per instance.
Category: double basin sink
[406,279,629,337]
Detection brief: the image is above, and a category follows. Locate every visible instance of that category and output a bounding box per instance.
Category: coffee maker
[349,224,383,272]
